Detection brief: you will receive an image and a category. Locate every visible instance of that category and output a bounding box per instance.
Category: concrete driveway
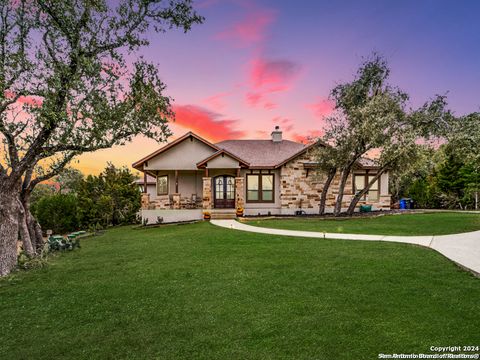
[211,219,480,276]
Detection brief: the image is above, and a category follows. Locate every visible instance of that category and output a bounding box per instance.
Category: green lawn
[248,212,480,235]
[1,222,479,359]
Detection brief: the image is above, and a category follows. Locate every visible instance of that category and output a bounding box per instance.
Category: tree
[323,55,409,215]
[321,54,451,216]
[56,167,84,194]
[77,163,140,228]
[34,194,79,234]
[0,0,204,276]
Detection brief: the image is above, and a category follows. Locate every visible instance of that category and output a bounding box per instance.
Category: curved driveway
[211,219,480,276]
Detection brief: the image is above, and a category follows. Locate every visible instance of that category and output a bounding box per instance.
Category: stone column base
[202,177,212,210]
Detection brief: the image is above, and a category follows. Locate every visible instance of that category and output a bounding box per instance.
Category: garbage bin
[399,198,407,210]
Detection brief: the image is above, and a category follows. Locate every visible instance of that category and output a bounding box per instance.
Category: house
[132,127,391,223]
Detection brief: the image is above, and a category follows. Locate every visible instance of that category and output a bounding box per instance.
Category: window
[157,175,168,195]
[247,174,274,202]
[354,173,379,201]
[367,175,379,202]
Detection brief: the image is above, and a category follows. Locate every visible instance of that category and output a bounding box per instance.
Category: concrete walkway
[211,219,480,276]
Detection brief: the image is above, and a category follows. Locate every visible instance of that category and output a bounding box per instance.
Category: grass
[1,222,479,359]
[247,212,480,236]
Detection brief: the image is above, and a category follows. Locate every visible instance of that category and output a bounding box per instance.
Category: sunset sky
[77,0,480,174]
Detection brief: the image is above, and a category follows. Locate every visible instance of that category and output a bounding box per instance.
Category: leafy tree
[56,167,84,194]
[0,0,203,276]
[33,194,79,234]
[77,164,140,228]
[320,54,450,216]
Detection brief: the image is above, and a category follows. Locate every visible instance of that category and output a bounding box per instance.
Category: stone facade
[280,152,388,212]
[147,194,202,210]
[235,177,245,209]
[141,193,150,210]
[202,177,212,210]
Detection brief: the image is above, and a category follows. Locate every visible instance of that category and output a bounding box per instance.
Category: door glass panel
[215,178,224,199]
[226,177,235,200]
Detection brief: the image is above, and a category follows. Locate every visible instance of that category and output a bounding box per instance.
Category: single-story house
[132,127,391,223]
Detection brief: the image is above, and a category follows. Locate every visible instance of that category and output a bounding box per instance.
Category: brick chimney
[271,125,282,142]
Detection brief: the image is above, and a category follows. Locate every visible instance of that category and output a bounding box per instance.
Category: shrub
[34,194,79,234]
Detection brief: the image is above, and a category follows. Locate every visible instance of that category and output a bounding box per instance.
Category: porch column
[172,193,181,209]
[235,176,245,210]
[202,177,212,210]
[143,172,147,193]
[141,193,150,210]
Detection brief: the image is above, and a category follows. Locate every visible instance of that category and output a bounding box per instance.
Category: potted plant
[203,211,211,220]
[236,206,244,217]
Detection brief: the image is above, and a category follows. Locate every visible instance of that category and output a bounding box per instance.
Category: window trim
[246,173,275,203]
[353,172,381,202]
[156,175,169,196]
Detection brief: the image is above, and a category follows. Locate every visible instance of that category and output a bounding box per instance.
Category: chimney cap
[271,126,282,142]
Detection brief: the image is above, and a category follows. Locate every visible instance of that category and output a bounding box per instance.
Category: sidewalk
[211,220,480,276]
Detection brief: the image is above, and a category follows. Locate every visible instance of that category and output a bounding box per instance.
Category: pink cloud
[250,58,301,90]
[292,130,324,144]
[306,98,335,119]
[215,8,276,47]
[202,92,231,111]
[246,92,264,107]
[272,117,294,132]
[172,104,246,142]
[245,58,301,109]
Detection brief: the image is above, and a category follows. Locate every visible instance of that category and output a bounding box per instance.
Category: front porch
[140,169,245,212]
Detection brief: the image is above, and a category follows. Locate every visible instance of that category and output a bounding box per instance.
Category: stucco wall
[145,137,216,170]
[206,154,240,168]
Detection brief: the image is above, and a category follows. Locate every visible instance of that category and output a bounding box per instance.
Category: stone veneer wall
[235,177,245,209]
[202,177,212,210]
[279,152,390,212]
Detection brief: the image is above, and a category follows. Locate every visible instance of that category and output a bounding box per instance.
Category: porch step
[210,210,237,220]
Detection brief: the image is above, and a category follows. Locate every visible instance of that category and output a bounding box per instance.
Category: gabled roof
[132,132,219,171]
[215,139,308,168]
[132,131,380,172]
[196,149,250,168]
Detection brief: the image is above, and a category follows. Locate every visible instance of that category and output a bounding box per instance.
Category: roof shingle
[215,139,306,168]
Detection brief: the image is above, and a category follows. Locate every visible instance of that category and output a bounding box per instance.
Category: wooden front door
[213,176,235,208]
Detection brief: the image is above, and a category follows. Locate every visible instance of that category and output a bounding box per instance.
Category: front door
[214,176,235,208]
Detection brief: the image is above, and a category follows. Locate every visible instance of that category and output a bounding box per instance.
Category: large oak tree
[0,0,203,276]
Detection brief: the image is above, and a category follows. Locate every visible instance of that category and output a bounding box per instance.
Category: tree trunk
[319,167,336,216]
[32,217,44,253]
[17,199,34,256]
[334,166,352,216]
[346,168,386,216]
[0,185,20,277]
[20,191,44,253]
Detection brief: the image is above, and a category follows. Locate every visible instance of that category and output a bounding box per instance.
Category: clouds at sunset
[245,57,302,109]
[306,98,335,119]
[202,91,231,111]
[172,104,246,142]
[292,130,324,144]
[215,7,276,47]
